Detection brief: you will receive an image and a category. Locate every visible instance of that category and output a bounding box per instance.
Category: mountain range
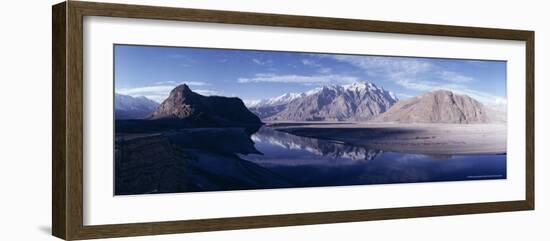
[115,82,504,125]
[248,82,399,121]
[115,93,159,120]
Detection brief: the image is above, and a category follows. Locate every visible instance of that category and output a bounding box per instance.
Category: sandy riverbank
[269,122,506,155]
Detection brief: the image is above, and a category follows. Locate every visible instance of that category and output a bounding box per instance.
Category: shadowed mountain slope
[147,84,262,126]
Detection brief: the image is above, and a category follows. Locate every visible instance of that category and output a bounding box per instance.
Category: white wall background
[0,0,547,240]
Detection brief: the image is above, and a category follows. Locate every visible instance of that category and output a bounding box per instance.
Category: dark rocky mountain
[250,82,398,121]
[115,93,159,120]
[147,84,262,127]
[373,90,492,124]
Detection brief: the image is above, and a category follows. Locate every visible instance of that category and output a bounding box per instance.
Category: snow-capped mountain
[248,92,306,108]
[248,81,398,121]
[247,92,307,119]
[115,93,159,120]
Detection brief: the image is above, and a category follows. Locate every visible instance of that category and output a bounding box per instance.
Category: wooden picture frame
[52,1,534,240]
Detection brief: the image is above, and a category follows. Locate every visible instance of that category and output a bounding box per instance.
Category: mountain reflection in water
[114,126,506,195]
[238,127,506,188]
[244,127,383,164]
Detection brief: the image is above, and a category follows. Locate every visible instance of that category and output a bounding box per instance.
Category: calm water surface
[115,126,506,195]
[239,127,506,187]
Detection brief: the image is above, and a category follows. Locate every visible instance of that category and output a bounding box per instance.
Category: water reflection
[115,126,506,195]
[245,127,383,164]
[239,127,506,187]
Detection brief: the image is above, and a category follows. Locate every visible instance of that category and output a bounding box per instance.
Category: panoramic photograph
[113,44,507,195]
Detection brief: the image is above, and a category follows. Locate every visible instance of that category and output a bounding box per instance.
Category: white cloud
[326,55,433,77]
[395,78,505,105]
[194,89,219,96]
[116,85,174,102]
[452,88,507,106]
[302,59,332,74]
[320,54,477,84]
[168,54,196,62]
[318,54,504,104]
[238,73,359,85]
[396,92,414,99]
[116,81,215,102]
[301,59,321,67]
[395,79,437,92]
[465,60,489,65]
[183,81,210,86]
[438,71,474,83]
[117,85,174,96]
[318,67,332,74]
[252,58,267,65]
[155,80,210,86]
[154,80,176,85]
[168,54,196,67]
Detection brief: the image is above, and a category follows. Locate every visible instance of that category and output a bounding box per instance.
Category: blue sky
[114,44,507,106]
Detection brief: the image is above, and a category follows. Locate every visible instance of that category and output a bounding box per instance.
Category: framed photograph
[52,1,534,240]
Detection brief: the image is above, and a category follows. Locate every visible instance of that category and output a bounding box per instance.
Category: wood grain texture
[73,201,530,240]
[51,1,535,240]
[52,2,67,240]
[66,1,85,240]
[71,1,533,40]
[525,32,535,209]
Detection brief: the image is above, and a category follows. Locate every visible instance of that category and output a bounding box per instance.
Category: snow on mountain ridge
[343,81,398,102]
[267,92,306,105]
[248,81,399,121]
[248,92,306,107]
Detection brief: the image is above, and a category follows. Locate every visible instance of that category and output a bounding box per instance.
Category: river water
[238,127,506,187]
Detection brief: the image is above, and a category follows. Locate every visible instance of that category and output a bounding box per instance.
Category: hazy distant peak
[114,93,159,120]
[115,93,158,109]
